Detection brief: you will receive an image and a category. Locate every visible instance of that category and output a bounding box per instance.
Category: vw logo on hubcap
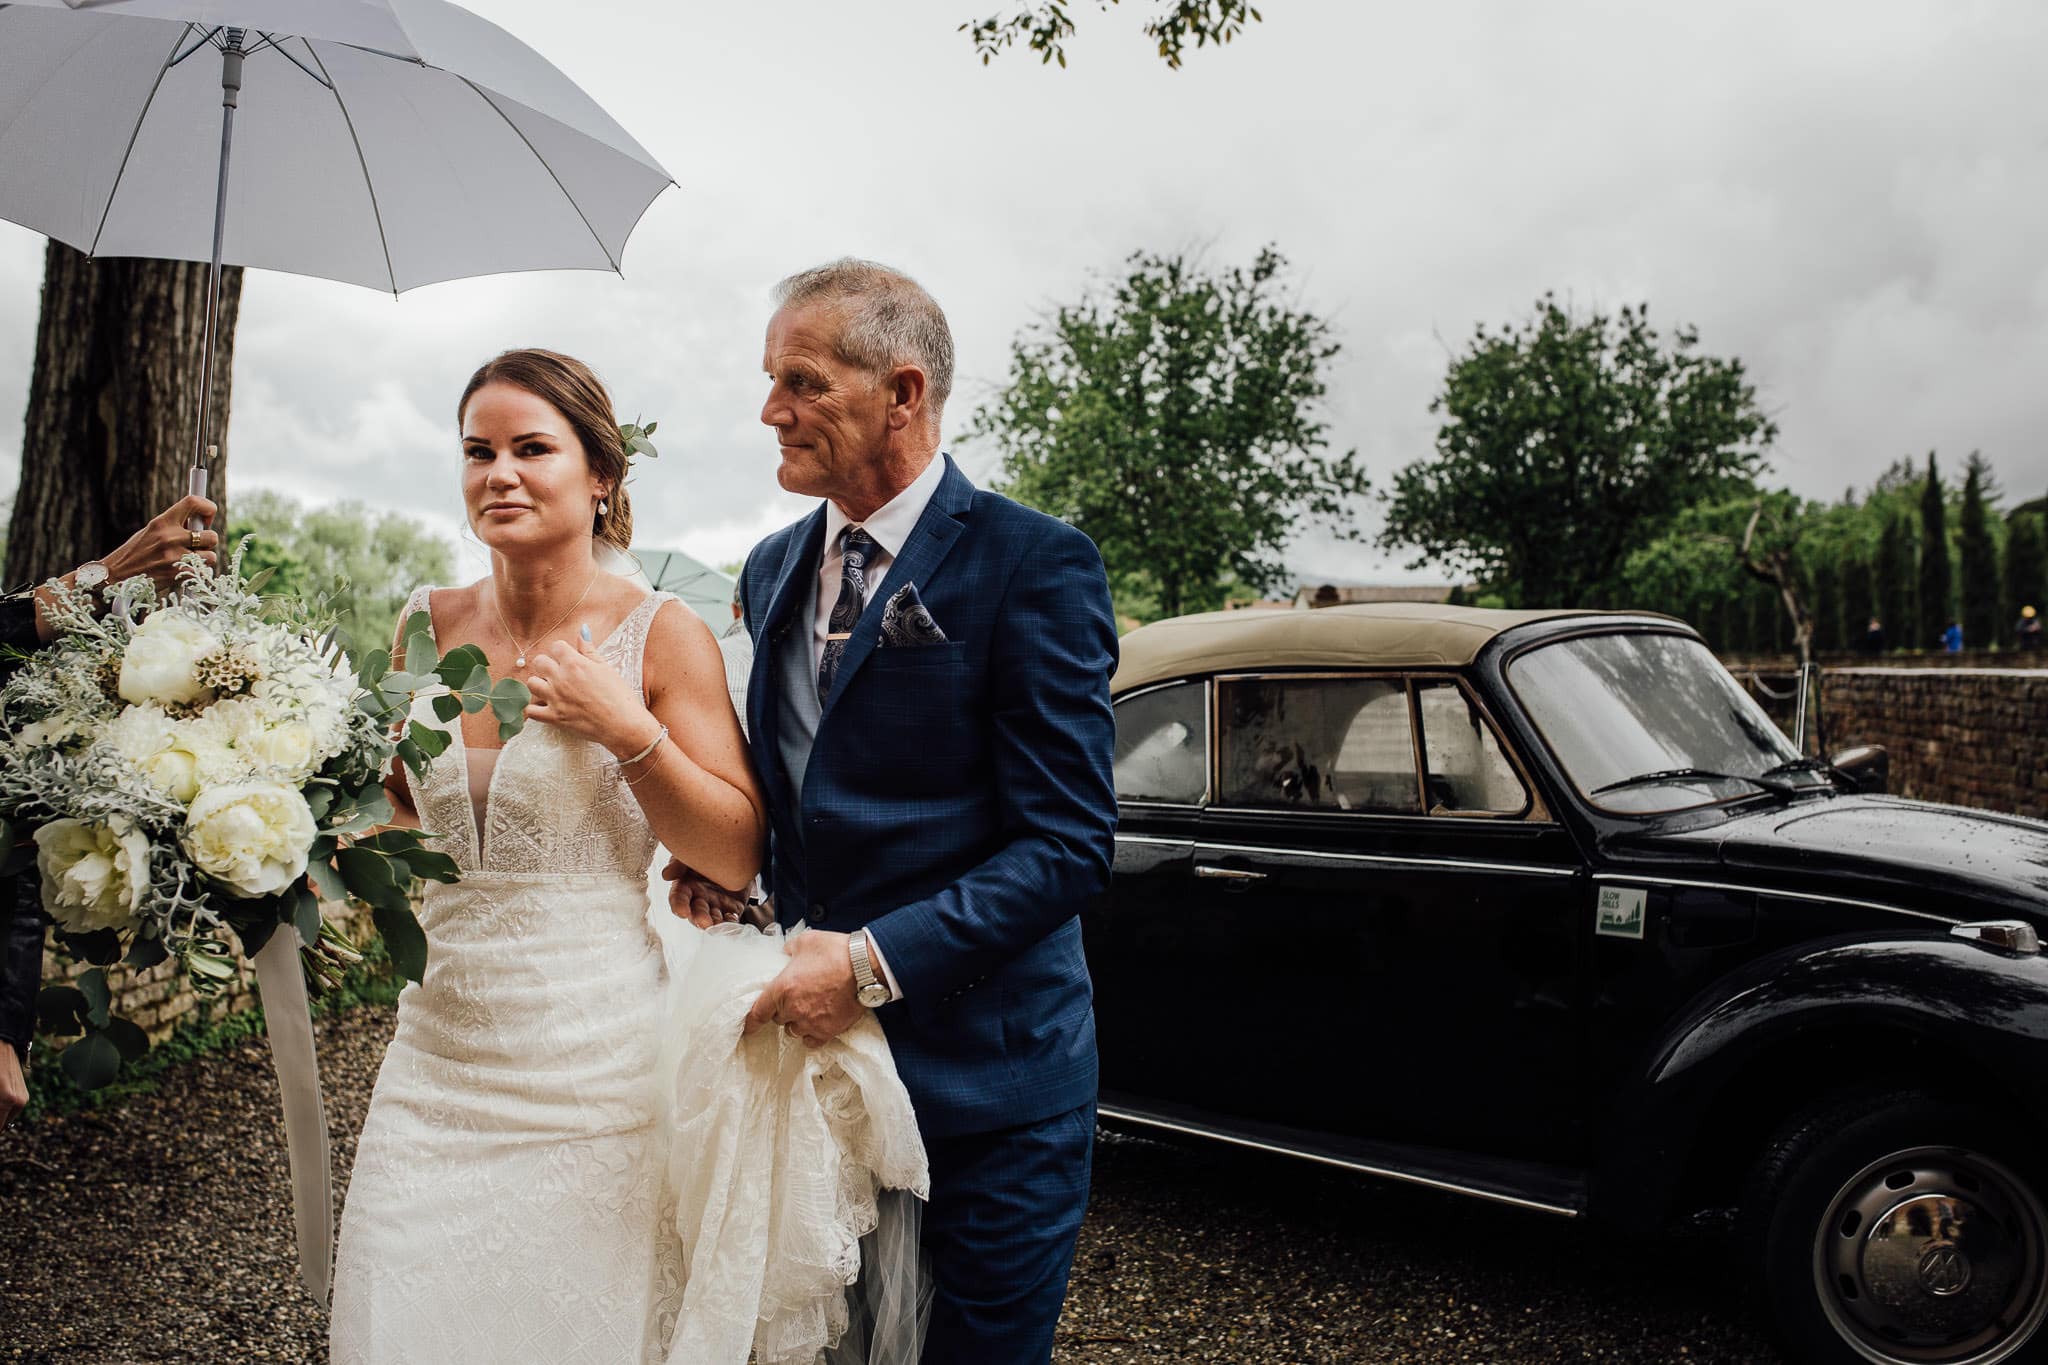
[1917,1242,1973,1297]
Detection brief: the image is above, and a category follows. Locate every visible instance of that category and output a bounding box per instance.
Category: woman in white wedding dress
[329,350,768,1365]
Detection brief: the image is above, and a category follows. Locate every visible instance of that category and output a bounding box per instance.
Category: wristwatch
[73,561,109,592]
[848,929,891,1009]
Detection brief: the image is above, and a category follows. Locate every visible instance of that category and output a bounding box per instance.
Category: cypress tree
[1958,453,1999,648]
[1919,452,1952,647]
[1842,550,1874,652]
[1876,511,1911,652]
[1810,554,1840,652]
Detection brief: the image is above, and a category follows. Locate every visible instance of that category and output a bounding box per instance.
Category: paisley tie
[818,526,875,697]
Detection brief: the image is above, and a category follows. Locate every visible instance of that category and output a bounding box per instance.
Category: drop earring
[597,498,609,517]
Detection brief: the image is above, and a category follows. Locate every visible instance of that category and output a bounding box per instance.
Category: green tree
[228,491,455,653]
[1876,509,1913,651]
[2006,510,2048,630]
[963,0,1261,67]
[1840,548,1874,650]
[1958,452,2000,648]
[1380,295,1775,608]
[1917,452,1953,647]
[973,247,1368,620]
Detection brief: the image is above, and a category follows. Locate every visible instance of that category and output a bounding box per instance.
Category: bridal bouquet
[0,546,527,1089]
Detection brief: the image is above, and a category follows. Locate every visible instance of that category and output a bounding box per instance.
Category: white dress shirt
[809,453,954,1001]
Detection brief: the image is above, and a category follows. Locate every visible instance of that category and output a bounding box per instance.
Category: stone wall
[41,901,379,1045]
[1821,668,2048,820]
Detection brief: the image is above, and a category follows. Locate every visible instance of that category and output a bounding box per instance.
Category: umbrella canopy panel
[0,1,673,292]
[634,547,737,630]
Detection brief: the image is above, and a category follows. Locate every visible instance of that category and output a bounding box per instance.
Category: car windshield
[1509,631,1825,814]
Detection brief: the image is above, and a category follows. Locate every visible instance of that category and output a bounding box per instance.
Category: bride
[328,349,768,1363]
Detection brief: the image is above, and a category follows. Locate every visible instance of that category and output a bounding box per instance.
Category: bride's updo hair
[458,348,634,553]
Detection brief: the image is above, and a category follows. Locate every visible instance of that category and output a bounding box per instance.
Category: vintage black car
[1087,604,2048,1365]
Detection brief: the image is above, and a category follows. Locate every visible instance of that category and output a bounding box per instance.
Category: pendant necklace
[493,569,598,668]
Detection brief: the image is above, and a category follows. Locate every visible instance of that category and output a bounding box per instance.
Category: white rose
[181,781,317,897]
[118,611,217,707]
[34,818,150,934]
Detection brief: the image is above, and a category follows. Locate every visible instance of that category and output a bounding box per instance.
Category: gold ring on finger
[189,530,203,548]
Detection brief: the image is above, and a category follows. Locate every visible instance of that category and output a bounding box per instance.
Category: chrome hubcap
[1815,1146,2048,1364]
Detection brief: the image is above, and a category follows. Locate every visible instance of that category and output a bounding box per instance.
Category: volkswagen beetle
[1087,603,2048,1365]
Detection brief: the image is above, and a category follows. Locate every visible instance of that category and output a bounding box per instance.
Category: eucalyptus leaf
[371,902,430,983]
[382,670,424,694]
[404,630,437,678]
[60,1033,122,1090]
[35,985,90,1037]
[304,786,336,821]
[408,721,452,759]
[76,968,111,1029]
[400,847,461,884]
[58,928,123,966]
[239,916,277,959]
[102,1017,150,1062]
[293,887,323,948]
[432,692,463,723]
[336,846,407,912]
[308,858,347,903]
[434,644,487,688]
[125,935,168,971]
[399,610,433,646]
[357,647,391,687]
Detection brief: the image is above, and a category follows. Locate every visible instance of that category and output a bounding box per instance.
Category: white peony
[108,705,212,803]
[181,781,317,897]
[118,610,217,707]
[34,818,150,933]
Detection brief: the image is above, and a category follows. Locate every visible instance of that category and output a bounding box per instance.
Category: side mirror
[1830,744,1889,795]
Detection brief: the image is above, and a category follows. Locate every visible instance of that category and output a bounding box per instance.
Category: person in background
[1861,616,1886,654]
[1942,619,1965,653]
[2016,605,2042,652]
[716,575,753,738]
[0,495,221,1132]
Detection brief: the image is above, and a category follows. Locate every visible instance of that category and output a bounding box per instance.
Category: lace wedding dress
[329,587,685,1365]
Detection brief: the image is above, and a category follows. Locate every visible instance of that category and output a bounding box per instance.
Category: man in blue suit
[668,258,1118,1362]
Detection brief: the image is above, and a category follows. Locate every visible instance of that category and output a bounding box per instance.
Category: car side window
[1414,681,1529,816]
[1218,677,1420,813]
[1113,681,1209,805]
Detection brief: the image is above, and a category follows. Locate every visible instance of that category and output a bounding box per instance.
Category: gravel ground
[0,1006,1782,1364]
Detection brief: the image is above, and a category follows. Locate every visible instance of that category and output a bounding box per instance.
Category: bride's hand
[524,631,655,756]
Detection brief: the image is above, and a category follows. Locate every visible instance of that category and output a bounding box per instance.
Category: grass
[22,938,403,1123]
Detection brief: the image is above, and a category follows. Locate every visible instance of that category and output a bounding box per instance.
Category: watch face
[858,983,891,1009]
[75,562,108,589]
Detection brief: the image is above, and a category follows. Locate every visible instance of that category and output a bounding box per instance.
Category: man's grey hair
[773,258,954,426]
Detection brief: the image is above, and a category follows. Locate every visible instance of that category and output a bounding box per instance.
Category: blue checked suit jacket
[740,455,1118,1139]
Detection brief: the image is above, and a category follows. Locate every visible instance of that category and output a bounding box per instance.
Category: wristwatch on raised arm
[73,561,109,592]
[848,929,891,1009]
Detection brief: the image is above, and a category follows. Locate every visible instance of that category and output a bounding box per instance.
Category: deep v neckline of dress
[423,590,652,869]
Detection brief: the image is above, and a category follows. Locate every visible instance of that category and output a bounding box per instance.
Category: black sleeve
[0,877,42,1059]
[2,598,47,1052]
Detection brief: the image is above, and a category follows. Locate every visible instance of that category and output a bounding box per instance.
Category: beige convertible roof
[1113,602,1660,694]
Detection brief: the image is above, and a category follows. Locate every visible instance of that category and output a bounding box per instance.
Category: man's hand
[0,1047,26,1132]
[744,930,862,1048]
[661,858,752,929]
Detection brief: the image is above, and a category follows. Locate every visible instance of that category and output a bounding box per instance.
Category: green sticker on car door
[1596,886,1647,939]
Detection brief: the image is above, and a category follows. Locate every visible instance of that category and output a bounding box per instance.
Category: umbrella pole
[187,28,245,532]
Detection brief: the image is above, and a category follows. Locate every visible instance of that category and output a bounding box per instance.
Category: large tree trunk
[4,242,241,587]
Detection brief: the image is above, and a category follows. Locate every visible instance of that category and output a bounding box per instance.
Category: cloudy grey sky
[4,0,2046,586]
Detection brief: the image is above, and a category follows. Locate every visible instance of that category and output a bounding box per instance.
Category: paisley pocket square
[879,583,948,647]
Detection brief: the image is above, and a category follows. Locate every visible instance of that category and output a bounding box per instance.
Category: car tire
[1741,1087,2048,1365]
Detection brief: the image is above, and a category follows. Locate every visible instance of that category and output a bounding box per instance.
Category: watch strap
[848,929,880,994]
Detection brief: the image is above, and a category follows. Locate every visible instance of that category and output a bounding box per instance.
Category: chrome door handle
[1194,865,1267,882]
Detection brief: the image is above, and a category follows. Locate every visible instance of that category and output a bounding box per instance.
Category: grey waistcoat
[774,567,823,843]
